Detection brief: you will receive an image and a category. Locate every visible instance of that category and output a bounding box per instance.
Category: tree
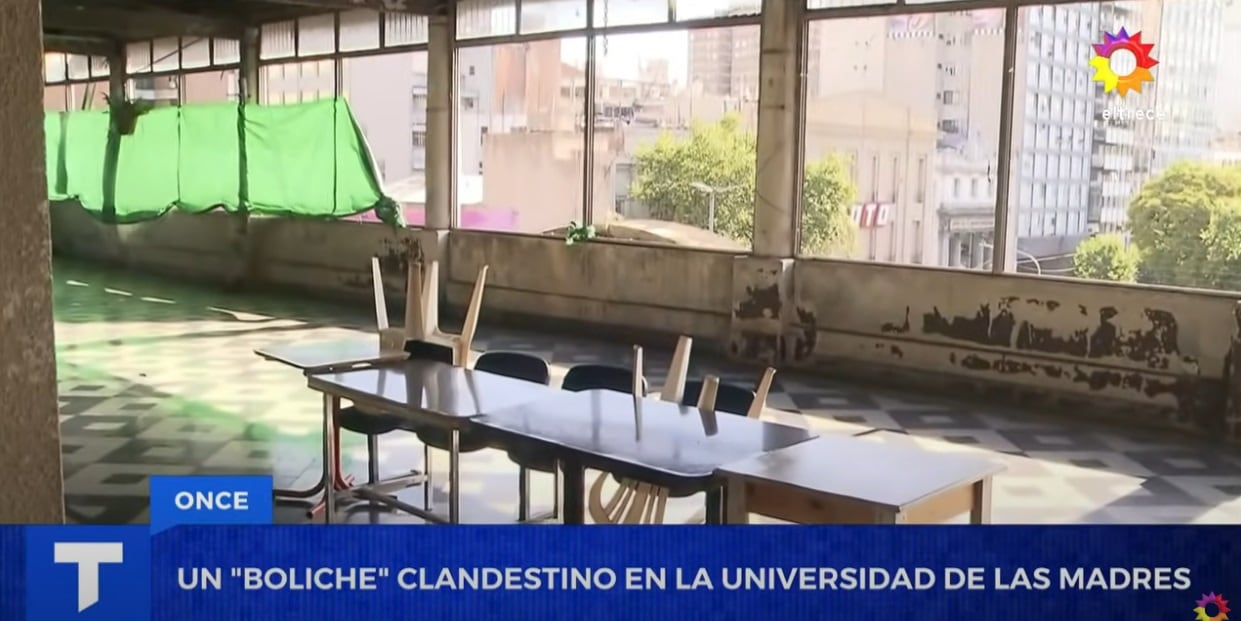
[629,115,856,254]
[1072,234,1140,282]
[1128,162,1241,290]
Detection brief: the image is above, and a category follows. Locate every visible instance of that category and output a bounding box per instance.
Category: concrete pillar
[728,0,806,366]
[939,233,952,267]
[971,235,986,269]
[750,0,803,258]
[948,234,962,267]
[0,0,67,522]
[425,9,456,231]
[230,27,260,287]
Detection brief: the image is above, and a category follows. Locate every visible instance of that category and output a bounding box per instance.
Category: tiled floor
[52,259,1241,525]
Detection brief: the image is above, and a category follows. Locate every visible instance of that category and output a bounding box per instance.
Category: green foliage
[1072,234,1140,282]
[1128,162,1241,290]
[564,221,596,245]
[629,115,856,254]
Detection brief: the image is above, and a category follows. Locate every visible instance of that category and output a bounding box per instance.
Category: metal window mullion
[581,0,597,227]
[990,3,1021,273]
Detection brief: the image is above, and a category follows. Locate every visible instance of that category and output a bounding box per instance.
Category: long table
[258,341,1003,526]
[306,359,559,524]
[473,389,819,525]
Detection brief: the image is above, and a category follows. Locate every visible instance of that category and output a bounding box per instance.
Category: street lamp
[688,182,739,233]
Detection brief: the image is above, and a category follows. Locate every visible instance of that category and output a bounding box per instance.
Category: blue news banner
[2,476,1239,621]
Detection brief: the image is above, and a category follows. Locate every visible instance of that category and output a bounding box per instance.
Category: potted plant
[104,95,154,136]
[564,221,596,246]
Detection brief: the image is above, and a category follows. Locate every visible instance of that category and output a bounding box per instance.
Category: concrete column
[971,235,986,269]
[751,0,803,258]
[230,27,259,288]
[948,234,962,267]
[939,233,952,267]
[0,0,67,522]
[728,0,806,365]
[425,9,456,231]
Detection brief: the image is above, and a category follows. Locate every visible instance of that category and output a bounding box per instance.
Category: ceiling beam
[43,33,119,57]
[42,4,247,40]
[254,0,440,14]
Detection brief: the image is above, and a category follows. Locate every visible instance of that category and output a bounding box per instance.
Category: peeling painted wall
[796,258,1238,432]
[48,203,1241,437]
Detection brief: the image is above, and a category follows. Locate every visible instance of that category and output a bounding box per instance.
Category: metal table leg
[560,459,585,525]
[448,429,461,524]
[322,393,340,524]
[704,486,724,525]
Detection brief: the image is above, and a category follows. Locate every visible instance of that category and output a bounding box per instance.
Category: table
[254,338,411,502]
[716,434,1004,524]
[307,359,558,523]
[474,389,818,525]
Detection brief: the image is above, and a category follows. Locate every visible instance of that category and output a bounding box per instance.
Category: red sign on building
[851,203,893,228]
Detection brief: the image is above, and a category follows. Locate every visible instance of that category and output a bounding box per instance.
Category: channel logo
[1089,27,1158,96]
[25,526,150,620]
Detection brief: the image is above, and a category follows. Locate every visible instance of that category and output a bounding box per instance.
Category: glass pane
[592,27,755,249]
[457,0,517,39]
[66,54,90,80]
[339,52,429,224]
[44,53,67,83]
[676,0,760,20]
[88,56,109,79]
[181,37,211,69]
[212,38,241,64]
[457,38,588,233]
[800,10,1006,267]
[521,0,587,33]
[152,37,180,71]
[259,60,336,105]
[339,9,381,51]
[44,85,68,111]
[126,42,152,73]
[384,12,429,46]
[66,82,109,110]
[129,75,180,104]
[807,0,897,8]
[182,70,240,103]
[593,0,671,27]
[261,20,296,59]
[298,13,337,56]
[1024,0,1240,291]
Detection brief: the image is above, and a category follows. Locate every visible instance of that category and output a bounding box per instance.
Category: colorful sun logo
[1089,28,1158,96]
[1195,592,1232,621]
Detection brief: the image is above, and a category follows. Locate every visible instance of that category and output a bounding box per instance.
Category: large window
[800,10,1005,268]
[341,52,429,224]
[1034,0,1241,291]
[455,38,588,234]
[590,26,759,250]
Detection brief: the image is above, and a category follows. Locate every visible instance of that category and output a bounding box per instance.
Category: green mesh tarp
[44,98,400,226]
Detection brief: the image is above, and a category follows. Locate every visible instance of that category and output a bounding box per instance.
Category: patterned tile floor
[52,259,1241,525]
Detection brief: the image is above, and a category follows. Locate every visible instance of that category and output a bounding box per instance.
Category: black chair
[561,364,649,394]
[339,339,453,485]
[474,351,552,385]
[473,352,553,521]
[681,379,756,416]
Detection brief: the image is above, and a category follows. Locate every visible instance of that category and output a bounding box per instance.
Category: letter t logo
[54,542,124,612]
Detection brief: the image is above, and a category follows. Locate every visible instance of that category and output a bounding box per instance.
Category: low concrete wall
[49,203,1241,438]
[793,258,1238,434]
